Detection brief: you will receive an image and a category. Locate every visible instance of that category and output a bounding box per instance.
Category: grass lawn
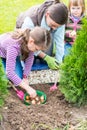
[0,0,44,33]
[0,0,87,33]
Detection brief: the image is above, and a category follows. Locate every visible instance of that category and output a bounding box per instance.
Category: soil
[0,84,87,130]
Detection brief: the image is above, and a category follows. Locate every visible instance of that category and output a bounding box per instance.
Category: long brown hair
[11,29,30,60]
[11,27,51,60]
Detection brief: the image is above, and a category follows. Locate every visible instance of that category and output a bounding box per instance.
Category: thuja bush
[59,18,87,106]
[0,58,8,107]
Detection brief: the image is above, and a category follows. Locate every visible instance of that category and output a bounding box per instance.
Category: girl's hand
[69,30,76,38]
[20,80,37,98]
[27,86,37,98]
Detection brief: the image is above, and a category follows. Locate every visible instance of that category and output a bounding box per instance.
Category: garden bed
[0,84,87,130]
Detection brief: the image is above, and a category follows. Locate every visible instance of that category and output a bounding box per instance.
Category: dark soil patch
[0,84,87,130]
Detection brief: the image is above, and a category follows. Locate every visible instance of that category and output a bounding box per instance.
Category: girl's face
[70,4,82,17]
[27,36,42,52]
[45,12,61,30]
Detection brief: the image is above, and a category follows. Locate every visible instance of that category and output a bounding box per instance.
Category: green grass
[0,0,87,33]
[0,0,44,33]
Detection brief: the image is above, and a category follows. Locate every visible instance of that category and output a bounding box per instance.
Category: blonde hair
[68,0,85,15]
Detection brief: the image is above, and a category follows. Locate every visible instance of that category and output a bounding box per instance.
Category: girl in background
[0,27,51,98]
[64,0,85,57]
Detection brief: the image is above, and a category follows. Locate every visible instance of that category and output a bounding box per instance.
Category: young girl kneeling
[0,27,51,98]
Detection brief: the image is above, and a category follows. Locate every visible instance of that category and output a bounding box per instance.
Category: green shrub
[59,18,87,106]
[0,58,8,107]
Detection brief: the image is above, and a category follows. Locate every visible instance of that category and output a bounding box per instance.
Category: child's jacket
[65,15,84,44]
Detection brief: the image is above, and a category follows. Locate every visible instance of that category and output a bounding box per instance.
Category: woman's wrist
[38,51,46,59]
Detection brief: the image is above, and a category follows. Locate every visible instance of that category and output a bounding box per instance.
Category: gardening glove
[43,55,59,70]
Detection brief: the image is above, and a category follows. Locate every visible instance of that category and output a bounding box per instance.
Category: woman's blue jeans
[64,42,72,57]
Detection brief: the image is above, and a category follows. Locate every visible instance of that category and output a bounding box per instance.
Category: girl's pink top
[0,33,34,86]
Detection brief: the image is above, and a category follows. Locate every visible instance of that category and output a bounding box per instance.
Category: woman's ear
[45,12,50,17]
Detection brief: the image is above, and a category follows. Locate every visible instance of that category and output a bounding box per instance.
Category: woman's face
[45,12,61,30]
[70,4,82,17]
[27,36,42,52]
